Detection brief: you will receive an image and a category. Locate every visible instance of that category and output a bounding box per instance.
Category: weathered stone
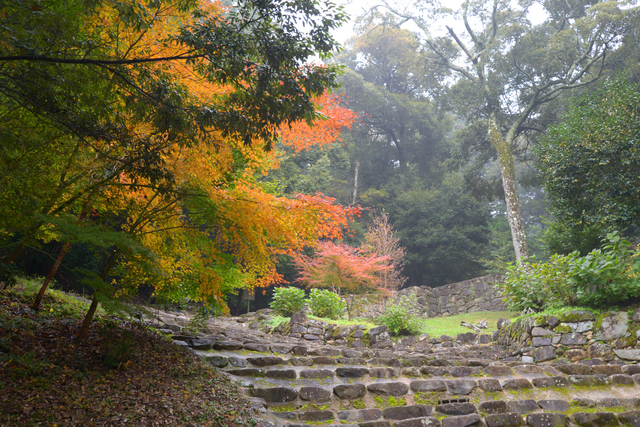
[615,349,640,361]
[303,334,320,341]
[559,311,595,322]
[247,356,284,366]
[372,339,394,349]
[214,340,243,350]
[382,405,433,420]
[450,366,479,377]
[265,369,296,379]
[250,387,298,402]
[532,337,551,347]
[299,386,331,402]
[312,356,337,365]
[336,367,369,378]
[531,376,569,387]
[485,412,523,427]
[507,400,538,415]
[533,346,556,362]
[369,367,399,378]
[270,344,293,354]
[367,382,409,396]
[595,397,640,408]
[565,349,588,361]
[479,334,492,344]
[204,355,229,368]
[359,421,392,427]
[291,345,307,356]
[457,332,478,344]
[229,368,264,376]
[514,365,543,374]
[299,410,333,422]
[573,398,595,407]
[531,327,554,337]
[556,364,593,375]
[243,342,270,353]
[445,379,477,395]
[610,374,635,385]
[618,411,640,427]
[289,311,307,324]
[188,338,214,350]
[479,401,509,414]
[368,325,388,336]
[435,402,476,415]
[568,374,610,386]
[595,312,629,341]
[289,357,313,366]
[333,384,366,400]
[589,342,613,358]
[441,413,482,427]
[411,379,447,392]
[421,366,451,376]
[484,365,512,376]
[501,378,533,390]
[592,364,622,375]
[622,365,640,375]
[478,378,502,392]
[300,369,334,379]
[571,412,619,426]
[537,400,569,412]
[560,333,587,346]
[337,408,382,422]
[228,355,246,367]
[526,413,566,427]
[394,418,441,427]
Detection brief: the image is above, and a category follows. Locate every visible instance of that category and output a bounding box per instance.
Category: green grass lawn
[416,311,518,337]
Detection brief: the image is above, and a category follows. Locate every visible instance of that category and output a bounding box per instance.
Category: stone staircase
[149,311,640,427]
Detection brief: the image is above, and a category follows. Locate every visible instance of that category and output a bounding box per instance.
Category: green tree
[377,0,635,263]
[394,174,491,287]
[537,77,640,253]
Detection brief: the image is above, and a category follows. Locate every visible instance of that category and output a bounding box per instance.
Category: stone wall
[354,275,507,318]
[498,310,640,363]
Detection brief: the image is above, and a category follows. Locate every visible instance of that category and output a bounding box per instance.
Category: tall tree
[537,77,640,254]
[377,0,634,262]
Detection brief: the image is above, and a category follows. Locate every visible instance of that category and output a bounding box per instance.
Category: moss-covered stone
[535,316,549,326]
[555,324,572,334]
[559,311,595,322]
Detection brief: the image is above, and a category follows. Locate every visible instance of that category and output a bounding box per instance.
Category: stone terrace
[147,309,640,427]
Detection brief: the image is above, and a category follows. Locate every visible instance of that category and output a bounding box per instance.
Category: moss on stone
[555,325,572,334]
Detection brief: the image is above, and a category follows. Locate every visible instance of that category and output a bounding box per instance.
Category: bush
[499,232,640,312]
[308,289,345,319]
[377,293,423,336]
[270,287,306,316]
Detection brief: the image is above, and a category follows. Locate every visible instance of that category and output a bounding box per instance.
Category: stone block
[525,413,566,427]
[537,399,569,412]
[299,386,331,402]
[571,412,619,426]
[507,400,538,415]
[337,408,382,422]
[445,379,477,395]
[333,384,367,400]
[479,400,509,414]
[485,412,523,427]
[435,402,476,415]
[367,382,409,396]
[441,414,482,427]
[382,405,433,420]
[411,379,447,392]
[595,311,629,341]
[534,346,556,362]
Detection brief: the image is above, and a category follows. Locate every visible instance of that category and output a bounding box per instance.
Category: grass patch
[416,311,518,337]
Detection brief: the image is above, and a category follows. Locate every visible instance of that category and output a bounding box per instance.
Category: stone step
[257,400,640,426]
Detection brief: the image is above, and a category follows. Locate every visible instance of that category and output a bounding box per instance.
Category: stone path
[146,309,640,427]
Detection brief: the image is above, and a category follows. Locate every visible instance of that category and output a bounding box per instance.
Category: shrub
[499,232,640,311]
[377,293,422,336]
[270,287,306,316]
[308,289,345,319]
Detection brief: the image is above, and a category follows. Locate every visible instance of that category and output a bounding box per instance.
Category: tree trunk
[32,243,70,311]
[488,117,529,263]
[76,249,119,341]
[352,161,359,206]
